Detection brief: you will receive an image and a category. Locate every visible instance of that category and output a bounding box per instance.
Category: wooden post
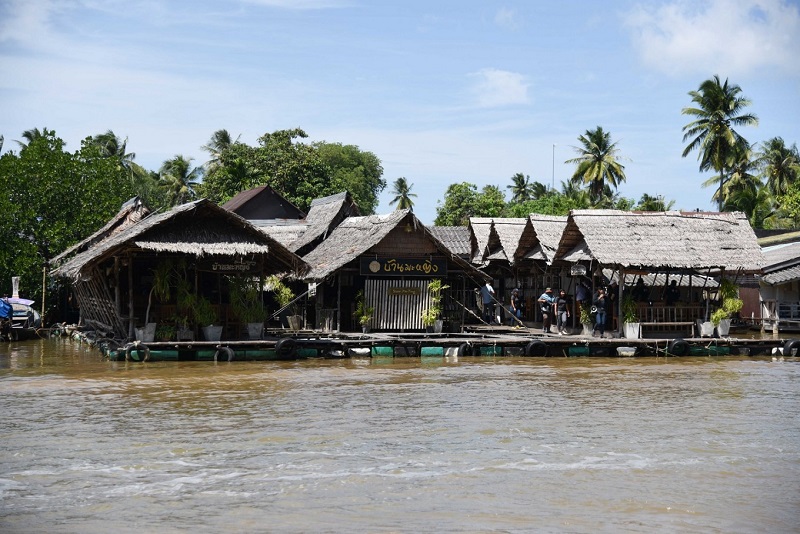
[41,266,46,320]
[336,273,342,332]
[128,254,135,339]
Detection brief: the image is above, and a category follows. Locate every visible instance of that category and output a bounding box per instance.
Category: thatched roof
[528,214,568,264]
[761,242,800,285]
[493,218,539,264]
[554,210,765,273]
[52,199,306,280]
[290,191,360,255]
[50,197,150,267]
[428,226,471,259]
[469,218,505,265]
[604,270,720,288]
[302,210,489,282]
[251,221,308,248]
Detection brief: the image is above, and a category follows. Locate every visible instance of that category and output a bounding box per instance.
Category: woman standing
[592,288,608,338]
[555,289,570,335]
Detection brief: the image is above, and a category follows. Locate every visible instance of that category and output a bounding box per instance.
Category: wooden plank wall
[74,268,128,338]
[366,278,430,331]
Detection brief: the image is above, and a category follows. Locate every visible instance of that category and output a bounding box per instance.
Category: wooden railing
[634,304,706,323]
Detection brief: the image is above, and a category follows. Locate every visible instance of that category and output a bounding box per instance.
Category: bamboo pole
[41,266,46,320]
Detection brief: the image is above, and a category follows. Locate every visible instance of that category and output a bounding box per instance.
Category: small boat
[1,297,42,341]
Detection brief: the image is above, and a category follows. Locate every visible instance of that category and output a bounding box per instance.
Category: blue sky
[1,0,799,224]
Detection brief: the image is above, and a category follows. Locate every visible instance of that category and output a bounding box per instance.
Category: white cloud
[494,7,520,30]
[469,68,530,108]
[625,0,800,77]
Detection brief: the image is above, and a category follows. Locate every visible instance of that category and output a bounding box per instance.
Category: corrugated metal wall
[365,278,430,330]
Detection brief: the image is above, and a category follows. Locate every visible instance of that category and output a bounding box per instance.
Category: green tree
[634,194,675,211]
[681,75,758,210]
[201,129,239,173]
[504,192,581,217]
[434,182,479,226]
[15,127,49,148]
[160,155,201,206]
[0,131,134,305]
[566,126,627,203]
[315,141,385,214]
[475,185,506,218]
[760,137,800,197]
[506,172,533,203]
[388,177,416,211]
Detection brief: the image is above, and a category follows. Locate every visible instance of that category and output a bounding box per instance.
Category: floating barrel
[420,346,444,357]
[371,346,394,357]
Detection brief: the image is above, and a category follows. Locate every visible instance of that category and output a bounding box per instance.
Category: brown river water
[1,338,799,533]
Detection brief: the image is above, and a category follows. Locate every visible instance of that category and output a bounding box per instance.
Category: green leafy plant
[192,295,217,326]
[580,303,593,325]
[353,290,375,327]
[421,279,449,327]
[229,276,266,324]
[621,295,639,323]
[266,275,296,314]
[711,278,744,326]
[155,323,175,341]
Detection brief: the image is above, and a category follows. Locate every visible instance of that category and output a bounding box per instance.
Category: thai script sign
[360,257,447,277]
[388,287,421,296]
[198,257,259,273]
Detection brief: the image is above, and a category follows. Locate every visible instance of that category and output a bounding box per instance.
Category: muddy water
[1,339,799,533]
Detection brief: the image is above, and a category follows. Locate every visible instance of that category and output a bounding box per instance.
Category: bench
[640,321,695,337]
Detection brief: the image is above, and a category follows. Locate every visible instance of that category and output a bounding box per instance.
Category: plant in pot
[267,275,300,330]
[193,295,222,341]
[155,322,176,342]
[580,304,593,336]
[621,295,640,339]
[711,279,743,337]
[353,290,375,333]
[138,261,173,342]
[230,276,266,340]
[421,279,449,333]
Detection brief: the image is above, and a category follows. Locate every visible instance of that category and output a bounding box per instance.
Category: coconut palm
[159,155,201,206]
[201,129,239,172]
[759,137,800,197]
[635,194,675,212]
[681,75,758,211]
[559,180,592,209]
[530,181,550,200]
[15,127,50,148]
[389,177,417,211]
[566,126,627,203]
[90,130,145,177]
[507,173,533,203]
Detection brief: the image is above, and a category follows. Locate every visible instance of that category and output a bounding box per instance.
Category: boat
[1,297,42,341]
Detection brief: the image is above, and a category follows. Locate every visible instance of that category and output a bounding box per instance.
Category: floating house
[552,210,765,336]
[759,241,800,330]
[51,199,306,340]
[301,209,490,332]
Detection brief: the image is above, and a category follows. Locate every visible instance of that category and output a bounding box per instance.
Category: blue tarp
[0,299,11,319]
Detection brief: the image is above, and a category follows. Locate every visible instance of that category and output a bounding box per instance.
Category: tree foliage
[389,177,416,211]
[434,182,507,225]
[566,126,627,203]
[0,130,134,304]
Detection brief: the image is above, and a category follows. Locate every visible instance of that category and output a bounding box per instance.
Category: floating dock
[106,328,796,362]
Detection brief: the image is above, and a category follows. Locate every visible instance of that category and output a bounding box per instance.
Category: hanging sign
[198,256,259,274]
[360,257,447,276]
[570,264,587,276]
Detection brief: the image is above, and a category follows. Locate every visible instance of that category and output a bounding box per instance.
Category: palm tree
[530,181,550,200]
[559,180,592,209]
[160,155,201,206]
[681,75,758,211]
[389,177,417,211]
[90,130,145,177]
[760,137,800,197]
[201,129,239,172]
[636,194,675,211]
[15,127,50,148]
[566,126,627,203]
[506,173,533,203]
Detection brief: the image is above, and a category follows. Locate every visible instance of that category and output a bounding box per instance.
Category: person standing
[592,288,608,337]
[555,289,571,335]
[479,281,496,324]
[538,287,555,334]
[508,288,522,327]
[665,279,680,306]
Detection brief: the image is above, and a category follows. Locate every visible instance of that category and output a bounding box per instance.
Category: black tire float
[525,340,548,357]
[457,342,472,357]
[275,337,297,359]
[125,342,150,362]
[783,339,800,357]
[214,346,235,362]
[667,338,689,356]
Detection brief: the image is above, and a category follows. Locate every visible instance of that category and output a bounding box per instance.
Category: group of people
[537,288,572,334]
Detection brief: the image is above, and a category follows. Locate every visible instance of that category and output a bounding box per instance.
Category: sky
[1,0,799,225]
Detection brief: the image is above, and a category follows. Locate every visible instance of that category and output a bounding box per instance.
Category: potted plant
[711,279,743,337]
[139,261,173,342]
[580,304,593,336]
[155,323,175,342]
[353,290,375,333]
[230,276,266,340]
[193,295,222,341]
[268,275,301,330]
[621,295,640,339]
[421,279,449,333]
